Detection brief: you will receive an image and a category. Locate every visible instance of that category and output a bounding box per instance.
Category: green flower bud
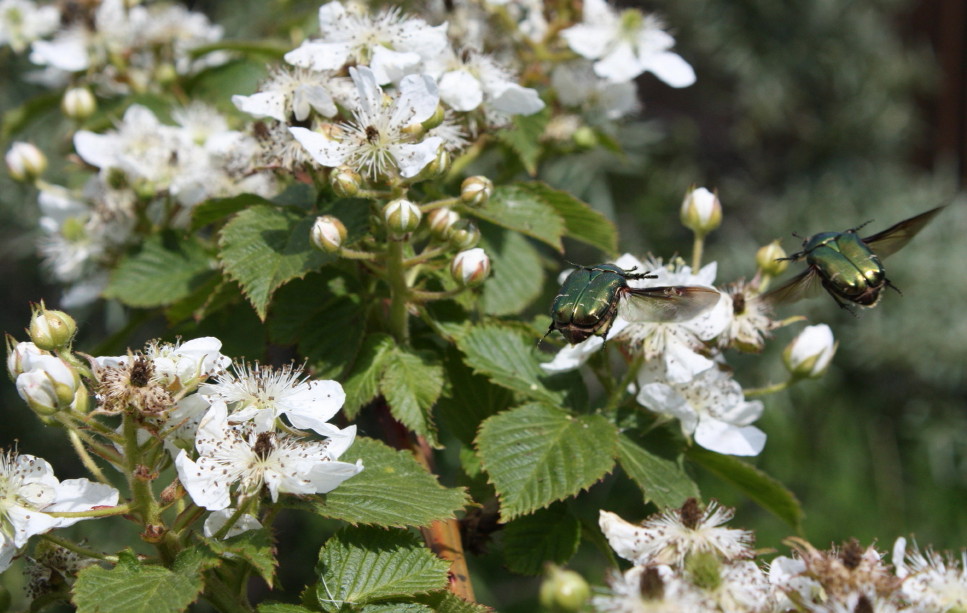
[681,186,722,236]
[427,207,459,240]
[756,240,790,277]
[426,146,450,177]
[331,165,361,197]
[421,104,446,131]
[539,565,590,612]
[61,87,96,120]
[448,221,480,250]
[783,324,837,379]
[310,215,347,253]
[28,303,77,351]
[572,125,598,148]
[15,355,80,416]
[383,198,422,237]
[5,142,47,182]
[460,176,493,207]
[685,550,723,591]
[451,248,490,287]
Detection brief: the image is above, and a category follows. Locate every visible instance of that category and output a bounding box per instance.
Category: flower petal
[694,418,766,456]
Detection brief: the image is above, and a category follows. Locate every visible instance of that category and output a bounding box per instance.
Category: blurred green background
[1,0,966,610]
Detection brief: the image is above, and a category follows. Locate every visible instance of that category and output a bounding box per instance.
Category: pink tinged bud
[310,215,347,253]
[756,240,789,276]
[451,248,491,287]
[28,303,77,351]
[680,186,722,236]
[383,199,422,236]
[460,176,494,207]
[427,207,459,240]
[61,87,96,120]
[783,324,837,379]
[5,142,47,182]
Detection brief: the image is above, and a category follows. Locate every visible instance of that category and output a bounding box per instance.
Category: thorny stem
[67,429,110,485]
[40,533,118,563]
[386,240,411,345]
[338,246,380,260]
[203,573,254,613]
[46,504,132,519]
[121,412,173,561]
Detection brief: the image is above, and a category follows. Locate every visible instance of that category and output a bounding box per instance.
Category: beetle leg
[885,278,903,295]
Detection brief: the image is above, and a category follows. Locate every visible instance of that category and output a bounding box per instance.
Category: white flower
[561,0,695,87]
[0,451,119,572]
[144,337,230,393]
[769,555,823,610]
[783,324,837,378]
[0,0,59,53]
[203,508,263,539]
[6,341,47,379]
[599,500,754,569]
[718,281,775,353]
[174,401,362,511]
[200,362,347,437]
[5,141,47,181]
[232,66,338,123]
[892,537,967,610]
[637,364,766,456]
[593,565,705,612]
[284,2,448,85]
[430,48,544,116]
[16,355,80,415]
[289,66,443,179]
[551,61,640,120]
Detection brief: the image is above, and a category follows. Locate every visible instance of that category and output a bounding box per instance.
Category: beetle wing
[763,268,824,305]
[619,286,721,323]
[862,206,944,259]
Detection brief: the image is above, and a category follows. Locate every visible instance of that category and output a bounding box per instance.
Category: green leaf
[617,434,699,509]
[258,604,314,613]
[437,346,512,446]
[342,334,396,419]
[218,204,332,320]
[317,437,469,527]
[479,224,545,316]
[359,604,432,613]
[476,403,618,521]
[514,182,618,255]
[191,193,275,231]
[380,347,444,448]
[495,109,549,176]
[411,591,492,613]
[314,526,449,609]
[184,58,269,112]
[455,324,563,405]
[1,91,61,140]
[268,272,365,379]
[501,505,581,575]
[104,232,216,308]
[688,447,804,532]
[206,529,277,587]
[469,184,566,252]
[72,550,205,613]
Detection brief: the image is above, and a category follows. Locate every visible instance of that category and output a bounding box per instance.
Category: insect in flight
[764,206,944,310]
[546,263,721,345]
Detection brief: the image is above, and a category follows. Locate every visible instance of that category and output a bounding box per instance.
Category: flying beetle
[764,206,944,310]
[546,263,721,345]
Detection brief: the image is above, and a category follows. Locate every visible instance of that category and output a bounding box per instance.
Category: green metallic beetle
[547,263,721,345]
[765,206,944,310]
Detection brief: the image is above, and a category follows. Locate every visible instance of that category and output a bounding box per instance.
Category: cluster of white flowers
[0,0,225,93]
[595,502,967,612]
[542,189,838,457]
[35,103,276,307]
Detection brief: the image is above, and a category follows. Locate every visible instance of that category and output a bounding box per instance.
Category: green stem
[40,533,117,562]
[46,503,131,519]
[173,503,206,533]
[67,429,110,484]
[409,287,464,303]
[403,245,446,267]
[691,233,705,271]
[212,500,256,540]
[419,196,460,212]
[337,246,381,260]
[203,573,254,613]
[386,240,411,345]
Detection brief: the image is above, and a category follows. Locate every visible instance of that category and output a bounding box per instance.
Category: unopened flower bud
[155,62,177,85]
[61,87,96,120]
[426,146,450,177]
[427,207,459,240]
[16,355,80,415]
[6,337,46,379]
[572,125,598,148]
[311,215,347,253]
[383,199,422,237]
[448,221,480,250]
[680,186,722,236]
[460,176,493,207]
[685,550,723,591]
[330,165,361,197]
[451,248,490,287]
[5,142,47,182]
[756,240,789,276]
[539,565,590,612]
[29,303,77,351]
[783,324,837,379]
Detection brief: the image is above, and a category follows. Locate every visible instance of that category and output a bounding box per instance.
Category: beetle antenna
[885,279,903,295]
[563,259,586,269]
[536,326,556,348]
[790,232,804,239]
[848,219,874,233]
